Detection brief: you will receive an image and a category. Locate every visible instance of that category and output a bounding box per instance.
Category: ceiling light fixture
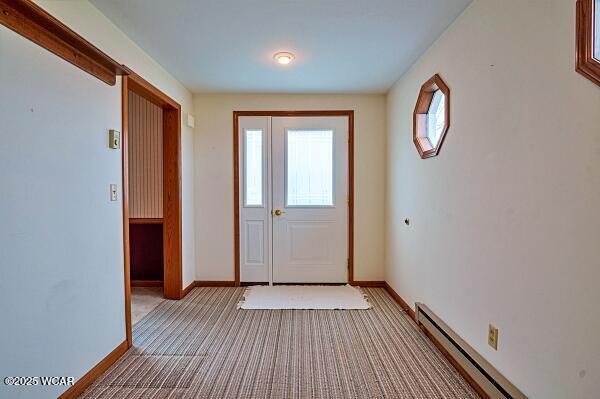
[274,52,294,65]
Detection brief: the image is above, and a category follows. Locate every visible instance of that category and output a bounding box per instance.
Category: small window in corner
[413,74,450,159]
[576,0,600,86]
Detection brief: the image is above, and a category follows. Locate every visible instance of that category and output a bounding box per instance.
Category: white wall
[36,0,197,289]
[194,94,386,282]
[0,1,196,397]
[385,1,600,398]
[0,27,124,399]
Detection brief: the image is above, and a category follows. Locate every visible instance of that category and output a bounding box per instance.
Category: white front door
[239,115,349,284]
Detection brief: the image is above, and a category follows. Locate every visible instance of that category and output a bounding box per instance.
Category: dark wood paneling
[131,280,163,287]
[0,0,126,85]
[233,111,354,286]
[130,223,164,281]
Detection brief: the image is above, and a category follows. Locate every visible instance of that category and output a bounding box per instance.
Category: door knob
[274,209,285,216]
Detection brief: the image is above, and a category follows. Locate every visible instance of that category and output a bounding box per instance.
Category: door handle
[273,209,286,216]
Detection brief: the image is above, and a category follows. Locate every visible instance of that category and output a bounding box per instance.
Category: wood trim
[233,110,355,286]
[122,67,180,110]
[181,280,238,298]
[129,218,163,225]
[121,77,132,348]
[58,340,128,399]
[382,282,488,398]
[122,72,183,347]
[131,279,163,287]
[383,282,416,320]
[413,74,450,159]
[0,0,126,86]
[162,106,183,300]
[181,280,197,298]
[350,280,385,287]
[576,0,600,87]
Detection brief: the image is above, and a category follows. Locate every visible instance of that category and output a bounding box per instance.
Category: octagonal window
[427,90,446,148]
[413,74,450,159]
[576,0,600,86]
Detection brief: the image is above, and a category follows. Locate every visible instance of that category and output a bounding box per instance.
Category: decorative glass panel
[595,0,600,60]
[287,130,334,206]
[427,90,446,147]
[244,129,263,206]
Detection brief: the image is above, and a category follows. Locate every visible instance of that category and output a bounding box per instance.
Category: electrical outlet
[110,184,118,201]
[488,324,498,350]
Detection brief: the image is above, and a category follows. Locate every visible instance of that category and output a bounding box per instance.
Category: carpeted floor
[81,287,479,399]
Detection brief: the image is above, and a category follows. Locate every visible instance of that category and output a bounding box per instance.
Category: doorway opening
[122,71,183,347]
[234,111,354,286]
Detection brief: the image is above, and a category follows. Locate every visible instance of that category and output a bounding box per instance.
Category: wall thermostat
[109,129,121,149]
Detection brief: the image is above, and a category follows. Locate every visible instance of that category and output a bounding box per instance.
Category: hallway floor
[131,287,164,325]
[82,287,478,398]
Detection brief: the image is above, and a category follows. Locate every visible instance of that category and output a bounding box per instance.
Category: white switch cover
[110,184,118,201]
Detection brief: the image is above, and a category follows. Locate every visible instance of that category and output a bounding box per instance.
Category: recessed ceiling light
[274,52,294,65]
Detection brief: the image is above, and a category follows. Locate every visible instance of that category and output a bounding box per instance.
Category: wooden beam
[0,0,127,86]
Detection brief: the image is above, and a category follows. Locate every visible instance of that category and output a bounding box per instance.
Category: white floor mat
[238,284,371,310]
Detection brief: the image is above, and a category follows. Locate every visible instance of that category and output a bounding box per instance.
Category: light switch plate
[109,129,121,149]
[110,184,118,201]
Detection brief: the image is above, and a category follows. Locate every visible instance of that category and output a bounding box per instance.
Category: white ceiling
[91,0,471,93]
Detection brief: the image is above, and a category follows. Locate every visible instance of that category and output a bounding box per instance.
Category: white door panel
[272,116,348,283]
[239,115,348,283]
[239,116,271,283]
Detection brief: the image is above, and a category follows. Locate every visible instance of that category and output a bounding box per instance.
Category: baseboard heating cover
[415,303,527,399]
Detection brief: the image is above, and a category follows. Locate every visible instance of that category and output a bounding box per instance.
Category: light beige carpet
[131,287,164,325]
[81,287,479,399]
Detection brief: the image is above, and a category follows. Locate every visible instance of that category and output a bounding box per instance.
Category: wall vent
[415,303,527,399]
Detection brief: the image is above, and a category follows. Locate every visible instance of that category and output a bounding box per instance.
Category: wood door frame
[122,70,183,347]
[233,110,355,286]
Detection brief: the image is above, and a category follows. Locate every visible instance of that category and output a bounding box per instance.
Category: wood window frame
[576,0,600,87]
[0,0,126,85]
[233,111,355,286]
[413,74,450,159]
[122,70,183,347]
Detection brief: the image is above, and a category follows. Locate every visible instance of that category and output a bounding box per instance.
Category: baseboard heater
[415,303,527,399]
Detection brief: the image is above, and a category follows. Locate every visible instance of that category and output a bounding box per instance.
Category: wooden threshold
[0,0,127,85]
[58,340,128,398]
